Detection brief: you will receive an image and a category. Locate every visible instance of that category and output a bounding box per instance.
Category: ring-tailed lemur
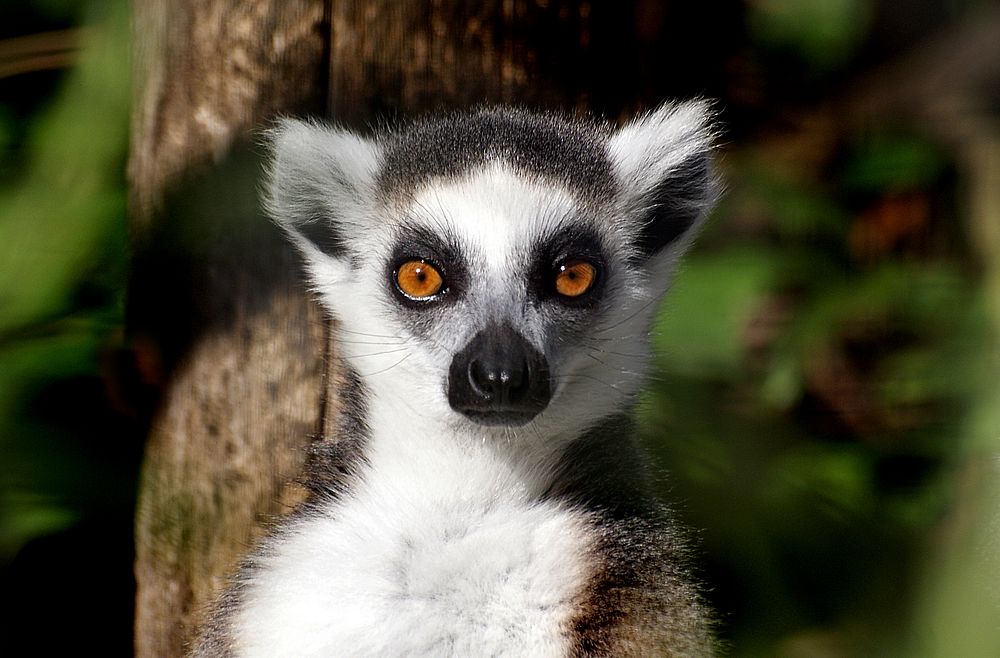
[191,101,719,657]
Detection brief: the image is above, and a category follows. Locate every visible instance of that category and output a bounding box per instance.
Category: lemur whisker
[582,332,648,343]
[335,327,406,340]
[418,192,462,257]
[585,346,649,359]
[349,346,412,358]
[405,330,448,355]
[536,193,572,242]
[552,373,632,394]
[592,296,661,336]
[337,339,409,346]
[358,351,413,377]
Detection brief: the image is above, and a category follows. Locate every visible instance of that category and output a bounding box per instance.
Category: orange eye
[555,261,598,298]
[395,260,444,299]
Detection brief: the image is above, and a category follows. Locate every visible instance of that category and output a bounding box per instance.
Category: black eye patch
[527,226,607,307]
[385,224,468,308]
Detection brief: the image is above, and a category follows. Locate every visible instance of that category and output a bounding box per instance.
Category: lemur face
[379,168,623,427]
[266,104,716,435]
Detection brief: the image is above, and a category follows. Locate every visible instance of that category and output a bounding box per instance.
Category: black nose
[468,352,530,403]
[448,323,551,426]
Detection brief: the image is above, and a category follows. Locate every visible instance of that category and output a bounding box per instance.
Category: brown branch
[0,29,88,79]
[0,52,76,79]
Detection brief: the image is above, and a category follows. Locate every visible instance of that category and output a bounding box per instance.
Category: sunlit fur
[191,102,719,657]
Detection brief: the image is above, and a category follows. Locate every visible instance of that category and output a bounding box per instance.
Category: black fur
[526,225,607,309]
[300,363,372,501]
[296,217,348,259]
[633,151,713,260]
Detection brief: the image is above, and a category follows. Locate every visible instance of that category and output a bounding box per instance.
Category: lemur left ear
[263,119,381,265]
[608,101,718,261]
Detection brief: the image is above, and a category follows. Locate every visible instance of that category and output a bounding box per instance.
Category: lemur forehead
[404,165,595,257]
[375,108,617,202]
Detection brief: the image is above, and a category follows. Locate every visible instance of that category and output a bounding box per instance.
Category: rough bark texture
[129,2,329,656]
[326,0,594,125]
[129,0,328,222]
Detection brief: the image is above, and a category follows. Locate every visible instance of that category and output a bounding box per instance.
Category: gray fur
[376,107,617,202]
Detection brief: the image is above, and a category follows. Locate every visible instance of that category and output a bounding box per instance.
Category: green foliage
[654,245,782,377]
[0,1,129,561]
[741,170,851,240]
[0,318,107,556]
[748,0,873,72]
[841,133,947,193]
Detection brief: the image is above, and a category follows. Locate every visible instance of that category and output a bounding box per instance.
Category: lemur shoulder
[191,101,720,657]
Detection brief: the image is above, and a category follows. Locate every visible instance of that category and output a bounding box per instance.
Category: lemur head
[266,103,717,439]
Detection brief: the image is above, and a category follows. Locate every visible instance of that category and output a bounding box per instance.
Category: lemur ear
[608,101,718,261]
[264,119,380,262]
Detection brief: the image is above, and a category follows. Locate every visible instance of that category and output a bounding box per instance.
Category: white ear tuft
[608,100,719,260]
[263,119,381,260]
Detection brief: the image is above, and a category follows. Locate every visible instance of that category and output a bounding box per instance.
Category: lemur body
[192,103,718,657]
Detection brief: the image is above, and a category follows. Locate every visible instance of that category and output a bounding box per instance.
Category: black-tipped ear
[608,101,718,261]
[263,119,380,261]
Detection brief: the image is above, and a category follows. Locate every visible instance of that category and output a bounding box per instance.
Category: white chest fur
[231,418,596,658]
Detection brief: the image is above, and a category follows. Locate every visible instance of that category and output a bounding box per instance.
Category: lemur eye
[395,259,444,299]
[555,261,598,298]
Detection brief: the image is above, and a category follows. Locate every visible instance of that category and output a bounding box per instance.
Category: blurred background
[0,0,997,655]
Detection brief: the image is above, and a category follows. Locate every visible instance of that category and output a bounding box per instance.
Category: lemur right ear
[264,119,380,263]
[608,101,718,262]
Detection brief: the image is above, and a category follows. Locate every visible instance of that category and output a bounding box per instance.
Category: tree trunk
[129,2,606,656]
[129,2,330,655]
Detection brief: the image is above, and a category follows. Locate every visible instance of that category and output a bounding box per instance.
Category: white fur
[241,168,613,658]
[611,101,718,264]
[233,392,595,657]
[265,118,382,283]
[608,101,715,203]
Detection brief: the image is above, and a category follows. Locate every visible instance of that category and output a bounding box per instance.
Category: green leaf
[749,0,873,71]
[842,133,946,192]
[654,246,782,377]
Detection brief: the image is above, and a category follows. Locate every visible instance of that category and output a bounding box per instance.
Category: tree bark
[129,2,329,656]
[326,0,589,124]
